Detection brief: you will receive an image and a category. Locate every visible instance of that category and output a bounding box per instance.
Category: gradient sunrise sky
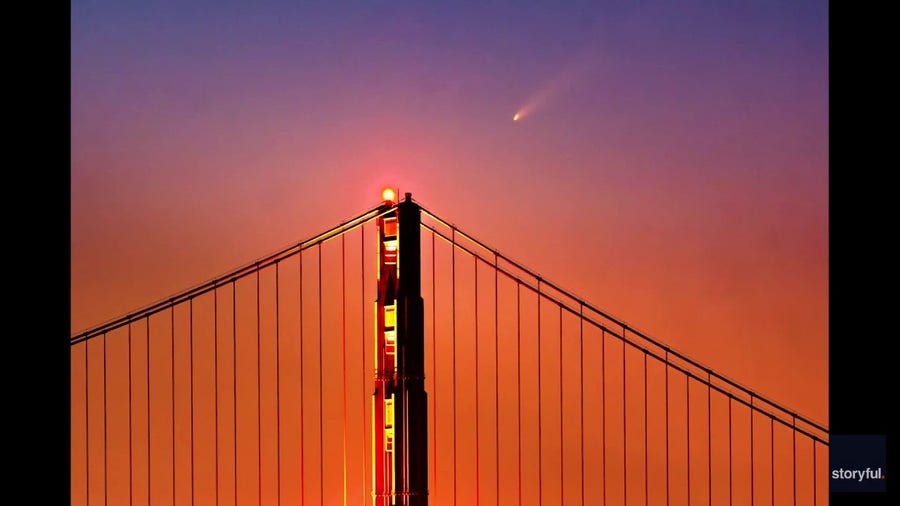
[72,0,827,437]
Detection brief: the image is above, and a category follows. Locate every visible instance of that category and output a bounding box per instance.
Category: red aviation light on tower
[382,187,397,204]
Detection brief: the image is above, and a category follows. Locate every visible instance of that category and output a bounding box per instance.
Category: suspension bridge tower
[373,190,428,506]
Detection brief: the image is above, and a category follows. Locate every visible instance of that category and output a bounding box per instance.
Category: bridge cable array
[73,199,827,505]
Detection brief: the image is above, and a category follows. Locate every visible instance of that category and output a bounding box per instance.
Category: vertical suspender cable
[474,257,480,504]
[257,270,262,506]
[256,264,262,504]
[104,333,108,506]
[297,250,306,504]
[664,350,668,506]
[129,323,134,506]
[686,376,690,506]
[579,304,584,506]
[318,243,324,503]
[812,441,817,506]
[728,397,732,506]
[362,226,368,504]
[494,252,499,505]
[431,229,437,502]
[233,281,238,505]
[299,253,305,504]
[750,394,756,506]
[537,279,542,504]
[559,306,564,506]
[603,330,607,506]
[87,340,90,506]
[148,318,151,506]
[172,306,176,505]
[341,236,349,506]
[276,262,282,506]
[750,396,755,506]
[215,286,220,506]
[793,416,797,506]
[451,227,457,506]
[644,351,648,506]
[623,331,627,506]
[191,297,195,506]
[516,282,522,506]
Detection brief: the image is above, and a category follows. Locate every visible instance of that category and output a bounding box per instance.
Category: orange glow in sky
[71,2,828,504]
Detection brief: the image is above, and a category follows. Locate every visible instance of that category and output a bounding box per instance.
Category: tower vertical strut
[373,192,428,506]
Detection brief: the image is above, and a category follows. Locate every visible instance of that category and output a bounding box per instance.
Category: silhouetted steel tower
[373,191,428,506]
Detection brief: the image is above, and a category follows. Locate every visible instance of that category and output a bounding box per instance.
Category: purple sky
[72,0,828,422]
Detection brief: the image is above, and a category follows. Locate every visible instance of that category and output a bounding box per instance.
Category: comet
[511,50,596,123]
